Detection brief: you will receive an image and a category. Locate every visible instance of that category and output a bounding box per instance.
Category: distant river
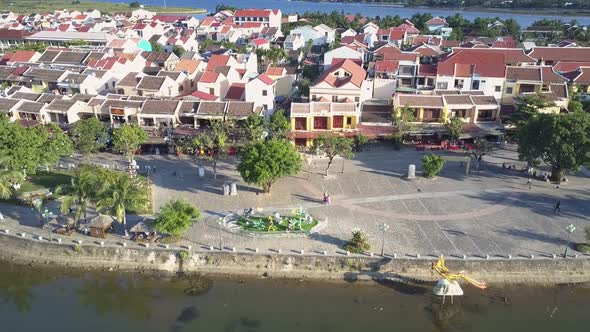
[1,261,589,332]
[97,0,590,26]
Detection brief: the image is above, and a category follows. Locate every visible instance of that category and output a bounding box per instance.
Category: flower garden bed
[236,212,318,233]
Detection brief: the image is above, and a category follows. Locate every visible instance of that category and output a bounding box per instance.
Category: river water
[97,0,590,26]
[0,261,588,332]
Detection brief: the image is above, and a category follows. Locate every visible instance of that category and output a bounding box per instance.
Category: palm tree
[60,167,98,226]
[0,158,24,200]
[97,173,149,236]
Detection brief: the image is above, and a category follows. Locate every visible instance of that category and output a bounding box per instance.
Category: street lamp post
[217,218,223,251]
[41,207,55,242]
[379,223,389,257]
[564,224,576,258]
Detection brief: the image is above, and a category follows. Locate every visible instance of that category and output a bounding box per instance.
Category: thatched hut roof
[88,214,114,229]
[130,219,155,233]
[51,214,76,226]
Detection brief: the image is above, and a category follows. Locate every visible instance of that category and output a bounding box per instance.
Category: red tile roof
[225,83,245,100]
[252,38,268,46]
[426,17,447,26]
[205,54,230,72]
[190,90,218,101]
[374,60,399,73]
[152,15,188,23]
[389,28,406,41]
[418,64,437,76]
[265,66,285,76]
[506,66,541,81]
[541,66,567,84]
[438,50,506,78]
[553,61,590,72]
[234,9,272,17]
[9,50,37,63]
[314,59,366,88]
[257,74,275,85]
[528,47,590,63]
[199,71,221,83]
[571,67,590,84]
[449,47,534,65]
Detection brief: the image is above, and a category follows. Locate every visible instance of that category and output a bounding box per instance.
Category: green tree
[193,120,229,179]
[150,42,164,53]
[353,134,369,152]
[154,199,200,236]
[0,157,24,200]
[312,134,354,176]
[467,138,495,170]
[111,124,147,163]
[568,99,584,113]
[172,45,185,57]
[445,117,465,143]
[240,113,266,142]
[97,172,149,235]
[71,118,107,158]
[513,94,555,126]
[392,105,416,148]
[60,166,99,225]
[297,78,311,98]
[518,111,590,182]
[268,109,291,140]
[64,39,88,48]
[344,230,370,254]
[238,139,301,193]
[129,1,141,8]
[422,154,445,178]
[42,123,73,167]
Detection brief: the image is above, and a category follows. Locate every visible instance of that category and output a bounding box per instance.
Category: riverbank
[292,0,590,17]
[1,231,589,286]
[7,0,206,15]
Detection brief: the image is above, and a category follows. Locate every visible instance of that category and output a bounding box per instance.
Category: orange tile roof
[199,71,220,83]
[314,59,366,88]
[175,59,201,74]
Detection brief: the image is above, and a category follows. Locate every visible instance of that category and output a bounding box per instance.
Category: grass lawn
[6,1,205,14]
[237,214,318,233]
[14,170,74,194]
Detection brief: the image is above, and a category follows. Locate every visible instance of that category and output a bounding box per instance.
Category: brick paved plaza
[1,143,589,259]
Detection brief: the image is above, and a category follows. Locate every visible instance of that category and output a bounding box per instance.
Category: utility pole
[379,223,389,257]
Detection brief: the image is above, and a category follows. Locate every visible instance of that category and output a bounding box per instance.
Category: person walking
[527,177,532,189]
[554,200,561,213]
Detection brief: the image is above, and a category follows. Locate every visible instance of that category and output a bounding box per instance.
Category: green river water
[0,261,588,332]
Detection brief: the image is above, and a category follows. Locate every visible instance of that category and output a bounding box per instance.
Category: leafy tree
[568,99,584,113]
[353,134,369,152]
[240,113,266,142]
[97,172,149,235]
[238,139,301,193]
[172,45,185,57]
[518,111,590,182]
[445,117,465,143]
[513,94,555,126]
[268,109,291,140]
[71,118,107,158]
[215,4,237,12]
[466,138,495,170]
[0,118,72,175]
[344,230,370,254]
[312,134,354,176]
[154,199,200,236]
[193,120,229,179]
[64,39,88,48]
[297,78,311,97]
[129,1,141,8]
[392,105,416,147]
[111,124,147,163]
[60,166,99,225]
[0,157,24,200]
[422,154,445,178]
[150,42,164,53]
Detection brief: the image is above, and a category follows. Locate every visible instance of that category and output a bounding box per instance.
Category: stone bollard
[416,254,420,259]
[277,249,281,254]
[122,242,127,247]
[369,252,374,257]
[485,254,490,260]
[164,244,169,249]
[187,245,192,251]
[3,229,9,234]
[232,247,236,252]
[574,254,579,259]
[323,250,328,256]
[530,254,534,259]
[144,243,149,248]
[346,251,350,256]
[76,240,83,245]
[463,254,467,260]
[99,241,105,246]
[392,253,397,259]
[57,238,62,243]
[209,245,214,251]
[552,254,557,259]
[37,236,43,241]
[255,248,259,253]
[507,254,512,259]
[300,249,304,255]
[19,233,26,238]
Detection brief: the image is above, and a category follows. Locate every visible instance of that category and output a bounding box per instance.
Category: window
[506,87,513,94]
[262,104,268,110]
[332,96,338,102]
[454,79,464,89]
[262,90,267,96]
[471,80,480,90]
[401,78,412,86]
[104,83,109,89]
[436,82,448,90]
[112,81,116,88]
[344,72,350,77]
[312,95,317,101]
[495,86,502,92]
[209,88,214,95]
[179,86,184,92]
[354,97,359,102]
[346,117,352,125]
[190,81,194,87]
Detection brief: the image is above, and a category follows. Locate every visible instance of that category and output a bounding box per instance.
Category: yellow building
[290,102,359,146]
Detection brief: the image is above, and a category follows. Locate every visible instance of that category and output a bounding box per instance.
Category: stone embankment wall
[1,233,589,285]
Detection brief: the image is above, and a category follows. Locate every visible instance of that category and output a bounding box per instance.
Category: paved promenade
[1,143,589,260]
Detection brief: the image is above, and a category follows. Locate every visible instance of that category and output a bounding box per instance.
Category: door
[332,116,344,128]
[313,117,328,130]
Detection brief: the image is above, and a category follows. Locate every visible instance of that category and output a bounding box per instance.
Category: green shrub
[178,250,190,261]
[422,154,445,178]
[344,230,370,254]
[576,243,590,253]
[353,134,369,152]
